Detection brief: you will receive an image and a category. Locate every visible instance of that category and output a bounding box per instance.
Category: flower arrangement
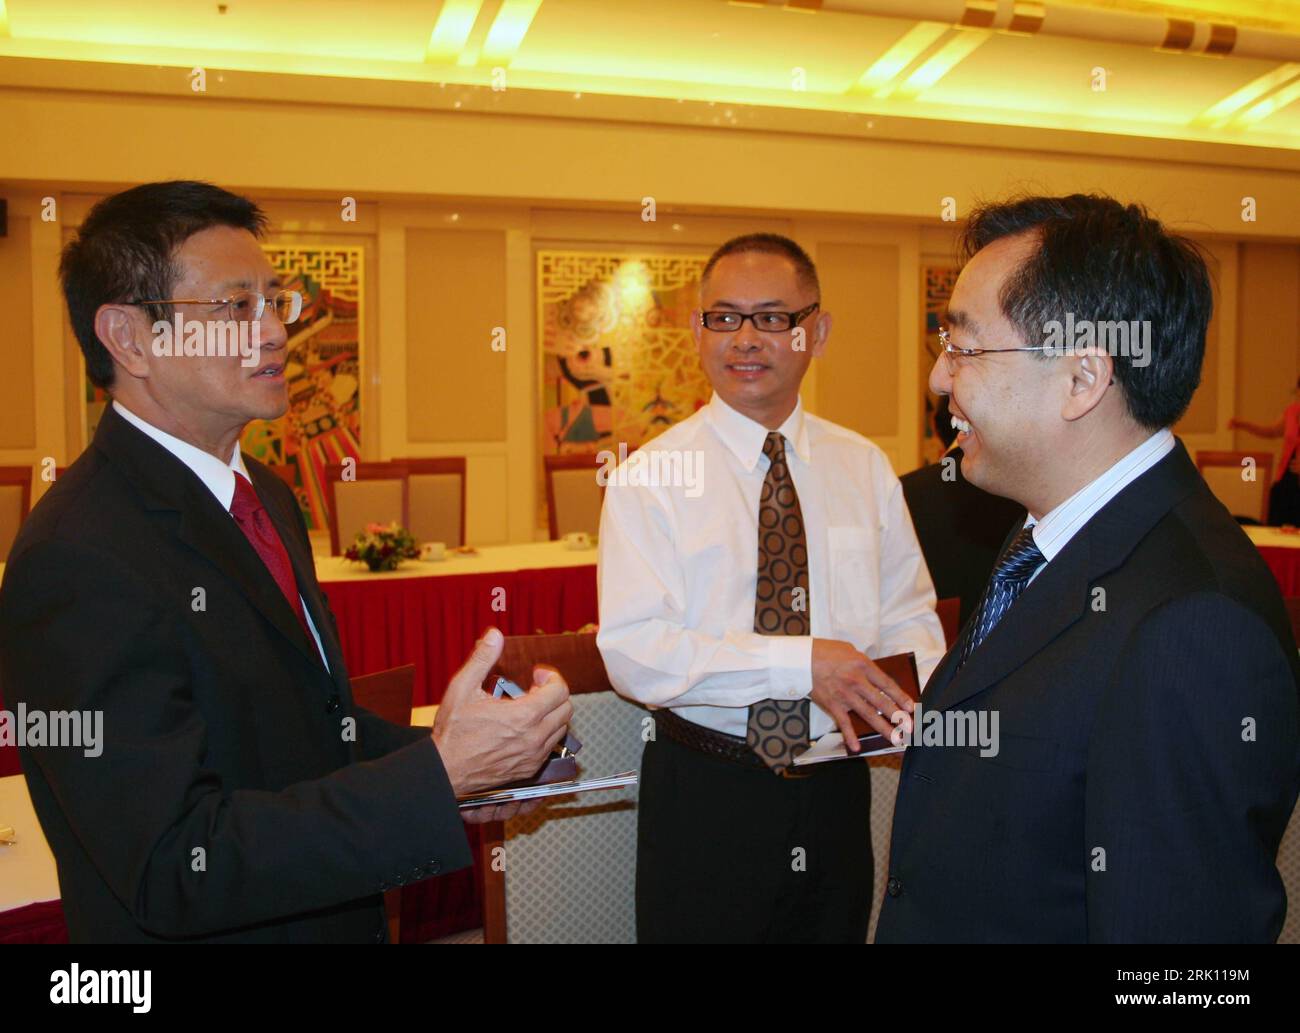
[345,522,420,572]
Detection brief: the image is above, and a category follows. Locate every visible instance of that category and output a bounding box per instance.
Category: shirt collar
[112,399,249,511]
[1027,427,1175,561]
[703,392,811,472]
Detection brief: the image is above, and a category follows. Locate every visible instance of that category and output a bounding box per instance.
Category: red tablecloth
[0,562,597,944]
[1255,546,1300,596]
[0,900,68,944]
[321,565,598,706]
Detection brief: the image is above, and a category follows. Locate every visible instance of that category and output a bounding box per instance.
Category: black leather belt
[652,707,814,777]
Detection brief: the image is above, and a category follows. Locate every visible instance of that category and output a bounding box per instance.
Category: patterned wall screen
[241,245,363,530]
[538,250,711,457]
[922,265,959,465]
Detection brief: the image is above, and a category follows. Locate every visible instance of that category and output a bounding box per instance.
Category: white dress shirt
[596,392,946,740]
[1024,427,1176,582]
[113,400,329,669]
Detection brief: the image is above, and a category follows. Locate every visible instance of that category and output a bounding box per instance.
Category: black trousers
[635,730,874,943]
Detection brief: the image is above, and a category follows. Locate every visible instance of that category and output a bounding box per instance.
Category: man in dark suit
[901,396,1024,626]
[875,194,1300,943]
[0,181,572,943]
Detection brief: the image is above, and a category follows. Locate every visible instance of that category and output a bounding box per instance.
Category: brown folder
[844,651,921,753]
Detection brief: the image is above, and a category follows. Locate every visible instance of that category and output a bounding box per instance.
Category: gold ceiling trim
[1161,18,1195,50]
[960,1,998,29]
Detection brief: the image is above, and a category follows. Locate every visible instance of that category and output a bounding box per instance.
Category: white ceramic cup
[420,541,447,561]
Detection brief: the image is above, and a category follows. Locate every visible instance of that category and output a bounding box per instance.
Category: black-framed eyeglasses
[939,326,1051,369]
[701,302,819,333]
[129,288,304,324]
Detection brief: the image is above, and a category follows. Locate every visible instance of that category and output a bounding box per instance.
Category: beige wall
[2,64,1297,540]
[1235,243,1300,472]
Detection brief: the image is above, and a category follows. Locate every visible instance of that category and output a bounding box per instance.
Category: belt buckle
[779,764,813,779]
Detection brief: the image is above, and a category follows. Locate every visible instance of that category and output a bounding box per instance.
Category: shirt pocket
[827,525,879,636]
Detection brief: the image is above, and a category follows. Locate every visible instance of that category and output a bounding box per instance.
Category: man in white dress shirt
[597,233,945,942]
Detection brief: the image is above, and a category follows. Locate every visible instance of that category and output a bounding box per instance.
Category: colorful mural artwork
[538,250,712,457]
[241,245,363,530]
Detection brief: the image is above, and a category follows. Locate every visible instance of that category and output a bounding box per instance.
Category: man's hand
[432,628,573,797]
[810,639,915,753]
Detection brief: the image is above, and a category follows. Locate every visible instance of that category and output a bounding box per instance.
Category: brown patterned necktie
[746,431,812,773]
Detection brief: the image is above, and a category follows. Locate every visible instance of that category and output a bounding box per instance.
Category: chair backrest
[349,664,417,728]
[1196,450,1273,523]
[479,633,640,944]
[400,457,467,548]
[0,467,33,563]
[935,596,961,648]
[544,453,604,540]
[349,662,417,942]
[323,461,409,555]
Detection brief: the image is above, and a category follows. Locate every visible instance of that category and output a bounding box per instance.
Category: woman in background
[1229,378,1300,524]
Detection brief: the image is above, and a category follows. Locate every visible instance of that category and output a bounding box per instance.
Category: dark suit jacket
[876,440,1300,943]
[900,447,1025,627]
[0,404,472,942]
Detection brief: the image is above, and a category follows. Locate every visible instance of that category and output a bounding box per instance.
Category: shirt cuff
[766,635,813,700]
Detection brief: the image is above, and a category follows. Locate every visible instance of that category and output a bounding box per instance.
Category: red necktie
[229,473,312,642]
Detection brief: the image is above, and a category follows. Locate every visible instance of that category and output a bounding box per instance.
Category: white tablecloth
[1244,525,1300,551]
[315,540,596,583]
[0,775,60,912]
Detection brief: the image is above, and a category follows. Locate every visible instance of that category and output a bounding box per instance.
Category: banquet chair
[543,453,605,540]
[0,466,33,562]
[477,633,642,943]
[349,663,417,943]
[397,457,467,547]
[323,461,409,555]
[1195,450,1273,524]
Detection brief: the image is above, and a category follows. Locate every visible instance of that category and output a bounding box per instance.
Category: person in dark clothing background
[901,395,1025,626]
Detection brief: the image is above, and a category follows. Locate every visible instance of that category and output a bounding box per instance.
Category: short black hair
[702,233,819,295]
[60,181,268,388]
[959,193,1212,430]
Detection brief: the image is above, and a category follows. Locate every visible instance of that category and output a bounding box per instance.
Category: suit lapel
[921,439,1204,714]
[924,539,1091,712]
[95,405,325,669]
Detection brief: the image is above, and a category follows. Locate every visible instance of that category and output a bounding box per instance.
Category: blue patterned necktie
[957,525,1046,668]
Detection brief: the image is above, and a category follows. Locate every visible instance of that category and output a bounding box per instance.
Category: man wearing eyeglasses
[874,195,1300,943]
[0,181,572,942]
[598,233,945,942]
